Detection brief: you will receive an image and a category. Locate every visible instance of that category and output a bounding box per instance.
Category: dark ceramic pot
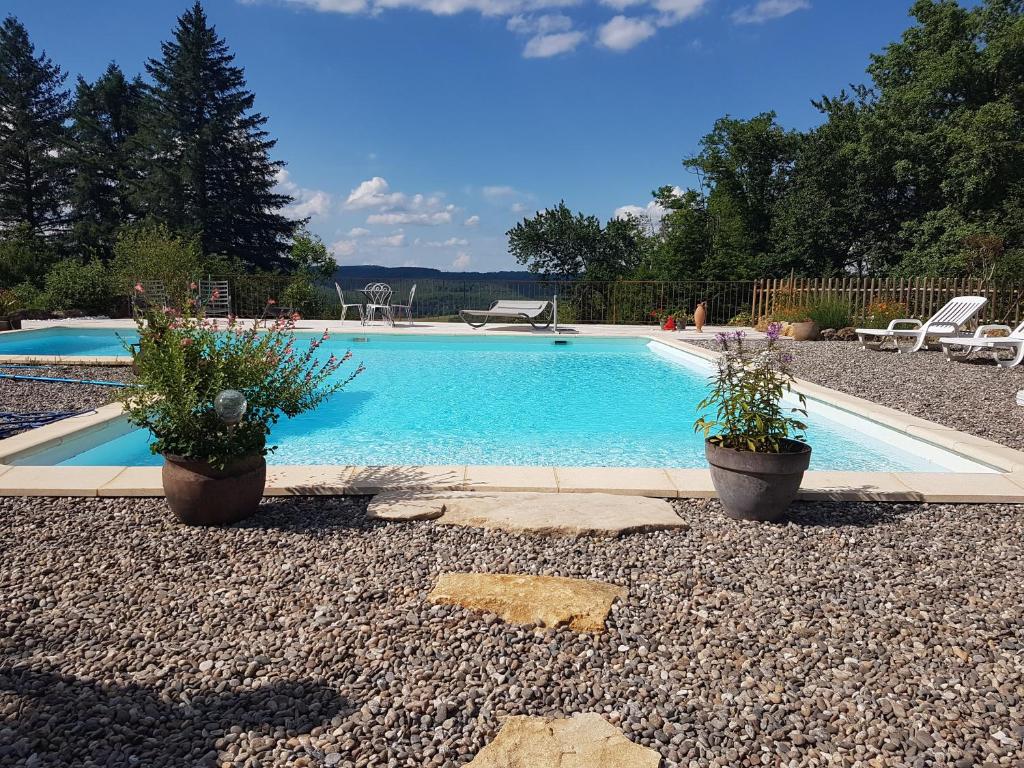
[162,454,266,525]
[705,438,811,522]
[0,316,22,331]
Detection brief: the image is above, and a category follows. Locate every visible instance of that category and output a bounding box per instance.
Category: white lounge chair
[459,299,552,329]
[939,320,1024,368]
[856,296,988,353]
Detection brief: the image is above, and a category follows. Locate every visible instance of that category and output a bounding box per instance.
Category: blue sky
[12,0,920,271]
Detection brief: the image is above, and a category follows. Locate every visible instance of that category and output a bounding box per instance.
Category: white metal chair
[199,278,231,317]
[855,296,988,353]
[362,282,393,326]
[390,284,416,326]
[939,320,1024,368]
[335,283,365,324]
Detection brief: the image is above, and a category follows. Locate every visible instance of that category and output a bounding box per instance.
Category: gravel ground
[689,339,1024,452]
[0,366,133,435]
[2,495,1022,767]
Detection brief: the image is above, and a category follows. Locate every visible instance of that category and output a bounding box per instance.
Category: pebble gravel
[2,495,1022,767]
[0,366,133,434]
[689,339,1024,451]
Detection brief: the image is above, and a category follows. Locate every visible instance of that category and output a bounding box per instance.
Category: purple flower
[765,322,782,341]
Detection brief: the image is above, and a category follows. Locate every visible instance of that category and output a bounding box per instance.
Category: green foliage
[9,281,45,311]
[43,258,117,315]
[862,298,910,329]
[695,326,807,453]
[135,2,299,270]
[289,229,336,279]
[67,63,144,260]
[0,15,70,241]
[110,221,202,297]
[0,288,20,316]
[0,224,58,287]
[506,202,651,280]
[119,309,362,467]
[281,273,328,318]
[806,297,852,329]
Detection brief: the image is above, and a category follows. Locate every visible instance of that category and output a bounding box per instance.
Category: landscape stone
[367,490,686,537]
[466,713,661,768]
[428,572,626,632]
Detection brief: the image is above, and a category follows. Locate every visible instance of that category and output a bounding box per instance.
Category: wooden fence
[752,277,1024,326]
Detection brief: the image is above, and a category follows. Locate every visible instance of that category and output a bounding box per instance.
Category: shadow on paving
[782,501,914,528]
[0,665,350,767]
[239,496,382,534]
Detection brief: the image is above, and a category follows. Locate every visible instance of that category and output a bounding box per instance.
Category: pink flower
[189,282,197,290]
[181,338,193,347]
[211,290,220,300]
[321,330,330,341]
[267,298,277,305]
[134,283,144,293]
[291,312,301,321]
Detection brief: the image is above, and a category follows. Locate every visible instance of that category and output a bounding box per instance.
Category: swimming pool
[0,327,139,357]
[10,333,993,472]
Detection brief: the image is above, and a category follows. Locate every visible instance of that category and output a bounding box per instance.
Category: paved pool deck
[2,321,1024,503]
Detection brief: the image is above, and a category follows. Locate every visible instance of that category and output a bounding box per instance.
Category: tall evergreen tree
[68,63,145,260]
[0,15,70,242]
[136,2,298,270]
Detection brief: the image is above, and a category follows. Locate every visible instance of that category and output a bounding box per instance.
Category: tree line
[0,2,301,294]
[509,0,1024,283]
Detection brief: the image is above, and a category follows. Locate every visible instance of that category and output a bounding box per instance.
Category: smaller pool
[0,327,138,357]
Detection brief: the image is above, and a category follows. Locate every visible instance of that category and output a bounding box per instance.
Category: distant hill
[334,265,542,282]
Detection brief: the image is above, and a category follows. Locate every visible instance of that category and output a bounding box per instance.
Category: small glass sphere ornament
[214,389,247,425]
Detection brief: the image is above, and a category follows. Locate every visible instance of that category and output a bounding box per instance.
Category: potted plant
[695,323,811,522]
[651,308,689,332]
[0,290,22,331]
[119,307,363,525]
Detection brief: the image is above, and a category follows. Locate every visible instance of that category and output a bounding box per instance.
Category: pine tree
[0,15,70,242]
[68,63,145,260]
[136,2,298,270]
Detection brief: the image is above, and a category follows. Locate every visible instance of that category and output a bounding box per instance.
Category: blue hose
[0,373,130,387]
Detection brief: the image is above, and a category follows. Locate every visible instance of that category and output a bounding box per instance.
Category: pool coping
[1,336,1023,503]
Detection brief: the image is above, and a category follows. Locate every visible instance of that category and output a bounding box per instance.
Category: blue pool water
[20,332,983,472]
[0,327,138,357]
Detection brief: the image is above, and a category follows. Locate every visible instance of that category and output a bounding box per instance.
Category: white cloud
[369,233,407,247]
[613,186,682,226]
[652,0,708,24]
[347,226,371,237]
[598,15,655,51]
[510,202,528,214]
[275,169,333,219]
[506,12,572,34]
[330,238,358,258]
[523,30,585,58]
[344,176,406,210]
[425,237,469,247]
[732,0,809,24]
[366,208,454,226]
[452,252,472,269]
[464,215,481,227]
[482,185,519,199]
[598,0,646,8]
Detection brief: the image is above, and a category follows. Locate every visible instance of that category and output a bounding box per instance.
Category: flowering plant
[864,298,910,329]
[119,305,362,468]
[694,323,807,453]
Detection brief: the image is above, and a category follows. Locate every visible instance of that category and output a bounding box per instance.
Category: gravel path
[689,339,1024,451]
[0,366,133,435]
[2,496,1021,767]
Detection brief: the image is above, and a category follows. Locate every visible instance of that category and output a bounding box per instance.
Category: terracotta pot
[705,438,811,522]
[789,320,819,341]
[694,302,707,333]
[162,454,266,525]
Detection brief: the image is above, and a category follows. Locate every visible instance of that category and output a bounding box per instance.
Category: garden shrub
[0,225,58,287]
[281,274,328,318]
[807,297,852,329]
[44,259,117,315]
[863,298,910,328]
[110,222,203,302]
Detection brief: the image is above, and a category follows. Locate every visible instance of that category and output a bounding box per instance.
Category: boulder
[429,572,626,632]
[466,713,661,768]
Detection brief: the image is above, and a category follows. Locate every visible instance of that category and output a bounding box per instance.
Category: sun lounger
[939,320,1024,368]
[459,300,552,329]
[856,295,988,352]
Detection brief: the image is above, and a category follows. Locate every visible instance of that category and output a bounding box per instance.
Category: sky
[10,0,923,271]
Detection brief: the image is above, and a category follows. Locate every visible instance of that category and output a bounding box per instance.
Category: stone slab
[368,490,687,537]
[429,572,626,632]
[466,713,661,768]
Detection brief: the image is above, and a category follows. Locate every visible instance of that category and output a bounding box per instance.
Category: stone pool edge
[1,337,1023,503]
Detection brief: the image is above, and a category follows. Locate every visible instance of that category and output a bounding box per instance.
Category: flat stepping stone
[429,572,626,632]
[467,712,661,767]
[367,491,685,537]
